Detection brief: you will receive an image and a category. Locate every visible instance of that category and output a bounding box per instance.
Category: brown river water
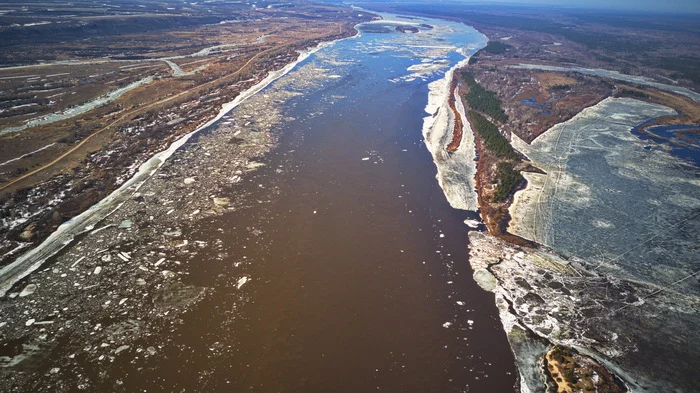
[108,72,516,392]
[5,12,518,392]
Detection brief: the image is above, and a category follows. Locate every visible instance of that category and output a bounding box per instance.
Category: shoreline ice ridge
[421,48,484,213]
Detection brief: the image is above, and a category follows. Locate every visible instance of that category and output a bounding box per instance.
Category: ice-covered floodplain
[510,97,700,293]
[512,63,700,102]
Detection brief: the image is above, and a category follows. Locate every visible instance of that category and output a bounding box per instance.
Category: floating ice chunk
[439,234,445,238]
[93,266,102,275]
[25,318,35,327]
[442,322,452,328]
[362,157,370,161]
[183,177,196,185]
[50,368,60,374]
[70,256,86,268]
[467,320,474,326]
[456,301,465,306]
[164,229,181,237]
[115,345,130,354]
[464,219,481,228]
[19,283,37,297]
[118,220,133,229]
[213,197,230,207]
[237,276,250,289]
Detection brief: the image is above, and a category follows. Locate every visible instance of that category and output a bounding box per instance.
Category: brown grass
[535,72,577,89]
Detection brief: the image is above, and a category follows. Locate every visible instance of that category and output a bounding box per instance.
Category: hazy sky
[491,0,700,13]
[371,0,700,13]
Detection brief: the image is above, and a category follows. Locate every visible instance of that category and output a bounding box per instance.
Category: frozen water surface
[511,98,700,293]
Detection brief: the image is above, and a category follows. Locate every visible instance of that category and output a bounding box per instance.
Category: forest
[468,110,517,160]
[460,71,508,123]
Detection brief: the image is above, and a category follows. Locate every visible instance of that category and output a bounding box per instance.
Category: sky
[486,0,700,13]
[360,0,700,14]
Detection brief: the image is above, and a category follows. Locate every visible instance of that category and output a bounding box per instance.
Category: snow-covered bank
[469,229,700,393]
[496,97,700,392]
[421,55,482,211]
[0,40,337,297]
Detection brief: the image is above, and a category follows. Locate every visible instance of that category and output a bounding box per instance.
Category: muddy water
[107,13,516,393]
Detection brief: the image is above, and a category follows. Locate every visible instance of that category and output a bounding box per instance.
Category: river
[1,11,518,393]
[111,12,515,392]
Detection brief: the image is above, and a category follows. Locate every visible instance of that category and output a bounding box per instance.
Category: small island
[395,25,420,33]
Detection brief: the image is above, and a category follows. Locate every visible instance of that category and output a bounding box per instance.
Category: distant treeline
[468,41,511,65]
[460,71,508,123]
[394,4,700,84]
[549,84,571,91]
[617,88,650,99]
[657,56,700,84]
[393,5,648,52]
[468,110,518,160]
[482,41,512,54]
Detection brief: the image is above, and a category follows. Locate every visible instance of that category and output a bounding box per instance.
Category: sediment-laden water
[0,11,518,392]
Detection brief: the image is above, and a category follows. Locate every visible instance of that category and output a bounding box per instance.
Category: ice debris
[118,220,133,229]
[19,283,37,297]
[237,276,250,289]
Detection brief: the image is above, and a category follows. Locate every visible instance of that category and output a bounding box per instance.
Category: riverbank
[0,13,370,276]
[464,95,699,392]
[0,38,341,389]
